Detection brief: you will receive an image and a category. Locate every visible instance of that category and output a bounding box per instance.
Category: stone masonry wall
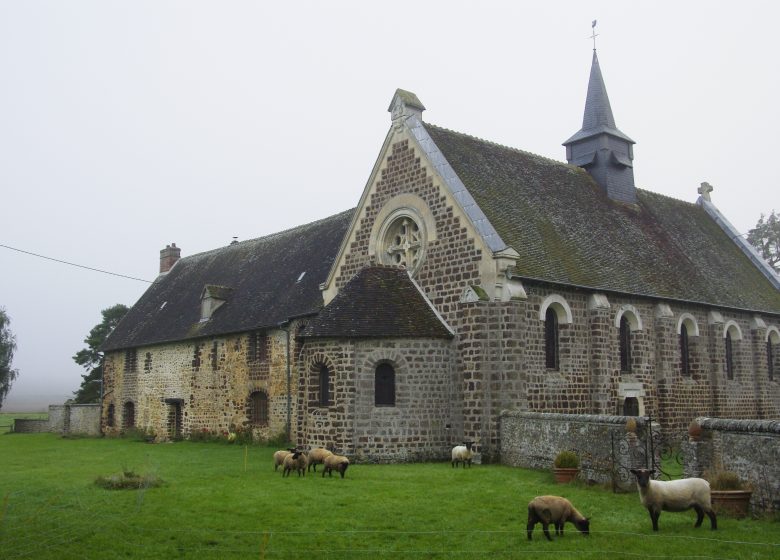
[102,320,303,441]
[12,419,49,433]
[500,410,657,490]
[14,405,100,435]
[297,337,456,462]
[683,417,780,513]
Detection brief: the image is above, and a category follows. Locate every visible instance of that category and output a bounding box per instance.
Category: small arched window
[375,363,396,406]
[725,331,734,380]
[767,329,779,382]
[619,315,632,373]
[622,397,639,416]
[106,403,115,428]
[319,364,330,407]
[122,401,135,429]
[249,391,268,425]
[545,307,559,370]
[680,323,691,376]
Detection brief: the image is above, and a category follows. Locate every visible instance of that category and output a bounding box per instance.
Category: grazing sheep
[451,442,474,468]
[629,468,717,531]
[282,451,309,477]
[307,447,333,472]
[322,453,350,478]
[527,495,590,541]
[273,448,296,471]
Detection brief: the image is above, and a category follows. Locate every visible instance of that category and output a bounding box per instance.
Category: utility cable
[0,243,153,283]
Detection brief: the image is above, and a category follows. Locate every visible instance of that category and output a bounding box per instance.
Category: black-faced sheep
[629,468,717,531]
[451,442,474,468]
[322,453,350,478]
[273,448,296,471]
[307,447,333,472]
[282,451,308,477]
[526,495,590,541]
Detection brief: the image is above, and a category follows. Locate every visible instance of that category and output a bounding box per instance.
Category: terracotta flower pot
[553,467,580,483]
[710,490,752,518]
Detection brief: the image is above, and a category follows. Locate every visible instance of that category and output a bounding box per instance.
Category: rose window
[383,216,423,271]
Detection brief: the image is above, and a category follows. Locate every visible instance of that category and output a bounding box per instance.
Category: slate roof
[302,266,453,339]
[564,51,634,145]
[423,123,780,314]
[102,209,354,352]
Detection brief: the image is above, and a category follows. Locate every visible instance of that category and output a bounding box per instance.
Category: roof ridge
[636,188,698,208]
[180,208,355,263]
[424,122,571,168]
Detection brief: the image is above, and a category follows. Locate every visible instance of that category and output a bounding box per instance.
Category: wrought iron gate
[610,416,683,491]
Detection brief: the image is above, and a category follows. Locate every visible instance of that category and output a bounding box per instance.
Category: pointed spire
[583,51,616,131]
[564,51,633,145]
[563,48,637,204]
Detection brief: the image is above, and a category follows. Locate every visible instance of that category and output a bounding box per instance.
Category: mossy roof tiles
[302,266,453,339]
[424,123,780,314]
[102,209,354,351]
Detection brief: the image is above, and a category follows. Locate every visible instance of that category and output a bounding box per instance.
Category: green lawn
[0,412,48,434]
[1,434,778,559]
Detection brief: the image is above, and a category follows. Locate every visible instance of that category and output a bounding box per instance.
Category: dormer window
[200,285,233,322]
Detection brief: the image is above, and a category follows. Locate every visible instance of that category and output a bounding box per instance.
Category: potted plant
[705,469,753,518]
[553,450,580,483]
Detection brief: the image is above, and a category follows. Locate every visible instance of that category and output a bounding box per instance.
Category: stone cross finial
[698,182,713,201]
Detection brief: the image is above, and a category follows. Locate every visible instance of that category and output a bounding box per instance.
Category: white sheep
[273,448,296,471]
[451,442,474,468]
[282,451,309,477]
[307,447,333,472]
[322,453,350,478]
[629,468,717,531]
[526,495,590,541]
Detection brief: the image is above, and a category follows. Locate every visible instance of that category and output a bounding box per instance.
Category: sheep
[282,451,309,477]
[273,448,296,471]
[526,495,590,541]
[629,468,717,531]
[307,447,333,472]
[322,453,350,478]
[451,442,474,468]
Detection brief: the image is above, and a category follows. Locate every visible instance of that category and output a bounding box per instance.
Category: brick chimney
[159,243,181,274]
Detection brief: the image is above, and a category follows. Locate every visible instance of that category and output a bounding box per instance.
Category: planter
[553,467,580,483]
[710,490,752,518]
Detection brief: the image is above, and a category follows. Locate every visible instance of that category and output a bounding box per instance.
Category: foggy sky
[1,1,778,411]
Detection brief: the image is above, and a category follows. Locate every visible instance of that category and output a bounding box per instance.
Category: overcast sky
[1,1,778,411]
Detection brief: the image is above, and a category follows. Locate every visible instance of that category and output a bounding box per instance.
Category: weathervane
[590,19,599,51]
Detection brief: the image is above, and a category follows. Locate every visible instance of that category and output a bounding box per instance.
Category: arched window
[249,391,268,425]
[725,331,734,380]
[319,364,330,407]
[545,307,559,370]
[122,401,135,429]
[106,403,115,428]
[680,323,691,376]
[767,329,779,382]
[619,315,632,373]
[375,363,396,406]
[622,397,639,416]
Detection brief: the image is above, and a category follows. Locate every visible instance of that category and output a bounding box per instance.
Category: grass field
[0,412,48,434]
[1,433,778,559]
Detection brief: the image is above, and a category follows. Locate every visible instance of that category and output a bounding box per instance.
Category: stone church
[101,51,780,462]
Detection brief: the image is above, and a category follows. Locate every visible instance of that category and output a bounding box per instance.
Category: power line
[0,243,153,284]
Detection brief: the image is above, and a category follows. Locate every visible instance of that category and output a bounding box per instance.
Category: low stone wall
[500,411,658,490]
[683,417,780,514]
[12,419,50,433]
[12,404,101,436]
